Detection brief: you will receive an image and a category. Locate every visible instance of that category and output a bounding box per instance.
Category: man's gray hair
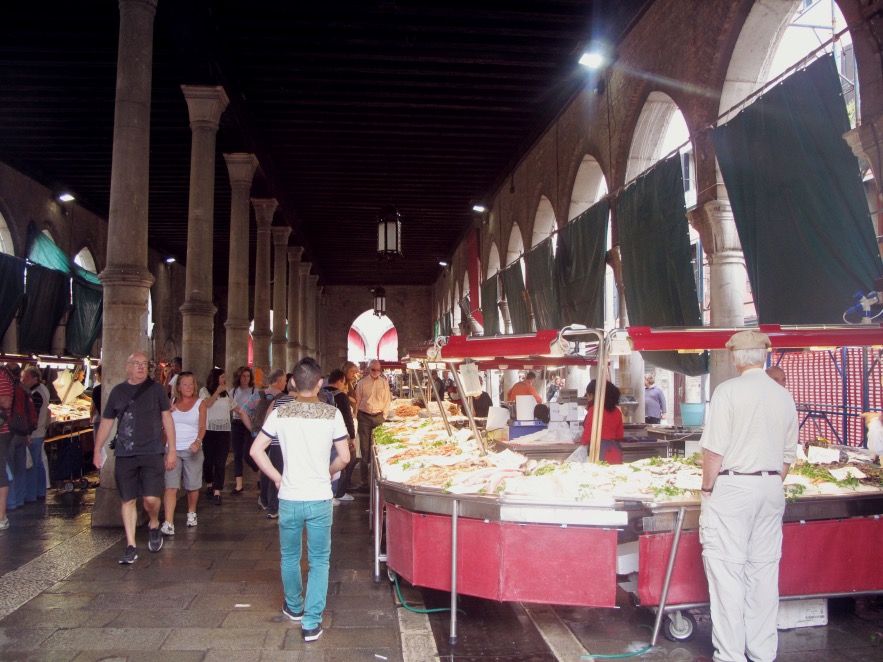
[266,369,285,385]
[731,347,768,369]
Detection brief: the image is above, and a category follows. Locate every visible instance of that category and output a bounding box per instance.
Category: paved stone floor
[0,470,412,661]
[2,466,882,661]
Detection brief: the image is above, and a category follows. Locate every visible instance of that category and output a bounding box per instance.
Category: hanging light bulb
[377,205,402,259]
[372,287,387,317]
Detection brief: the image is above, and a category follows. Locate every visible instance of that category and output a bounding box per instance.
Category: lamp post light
[377,204,402,260]
[372,287,387,317]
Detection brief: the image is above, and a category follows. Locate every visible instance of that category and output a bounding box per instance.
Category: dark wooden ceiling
[0,0,652,288]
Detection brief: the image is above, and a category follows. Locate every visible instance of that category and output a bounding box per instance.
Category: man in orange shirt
[506,371,541,403]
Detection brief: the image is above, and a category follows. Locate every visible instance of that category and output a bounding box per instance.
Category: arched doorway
[348,309,399,363]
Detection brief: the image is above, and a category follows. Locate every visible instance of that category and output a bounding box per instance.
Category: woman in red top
[580,379,624,446]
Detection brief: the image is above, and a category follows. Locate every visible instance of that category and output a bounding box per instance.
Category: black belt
[361,411,383,417]
[719,470,779,476]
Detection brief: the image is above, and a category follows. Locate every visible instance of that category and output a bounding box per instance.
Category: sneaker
[119,545,138,564]
[282,601,304,621]
[338,493,355,502]
[267,511,278,519]
[302,626,323,642]
[148,525,163,552]
[231,486,244,495]
[0,517,9,530]
[160,521,175,536]
[332,498,340,506]
[213,494,222,506]
[186,511,197,527]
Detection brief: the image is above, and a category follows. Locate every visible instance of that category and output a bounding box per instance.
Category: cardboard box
[549,403,565,422]
[776,598,828,630]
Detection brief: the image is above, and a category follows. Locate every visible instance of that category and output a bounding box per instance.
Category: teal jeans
[278,498,333,630]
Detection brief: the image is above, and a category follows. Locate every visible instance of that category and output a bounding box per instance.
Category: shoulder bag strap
[117,378,155,422]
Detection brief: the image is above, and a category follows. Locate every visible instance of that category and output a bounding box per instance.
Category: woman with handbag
[230,366,257,494]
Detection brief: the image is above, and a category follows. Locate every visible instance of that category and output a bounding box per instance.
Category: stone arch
[625,91,694,184]
[348,309,398,362]
[505,222,524,267]
[568,154,609,221]
[531,195,557,247]
[486,241,501,279]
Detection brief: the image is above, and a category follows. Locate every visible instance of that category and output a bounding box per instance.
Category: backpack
[3,368,38,436]
[250,390,279,434]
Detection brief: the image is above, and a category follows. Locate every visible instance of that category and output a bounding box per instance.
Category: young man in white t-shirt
[250,357,350,643]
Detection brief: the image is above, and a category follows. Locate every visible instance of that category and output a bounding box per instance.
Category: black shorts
[114,454,165,501]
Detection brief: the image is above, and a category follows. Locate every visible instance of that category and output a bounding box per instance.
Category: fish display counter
[370,417,883,643]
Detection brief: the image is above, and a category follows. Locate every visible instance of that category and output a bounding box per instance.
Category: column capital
[287,246,304,263]
[298,262,312,277]
[844,113,883,194]
[252,198,278,229]
[272,226,291,246]
[308,274,319,286]
[224,153,259,187]
[686,199,740,255]
[179,300,218,317]
[120,0,158,16]
[181,85,229,130]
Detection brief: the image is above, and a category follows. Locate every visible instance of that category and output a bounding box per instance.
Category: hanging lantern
[377,204,402,259]
[372,287,387,317]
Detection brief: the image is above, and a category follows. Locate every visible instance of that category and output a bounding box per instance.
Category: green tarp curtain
[711,54,882,324]
[525,238,560,330]
[480,276,499,336]
[27,223,102,286]
[67,282,103,357]
[555,199,609,329]
[500,261,531,334]
[19,263,71,354]
[618,155,708,376]
[0,253,26,341]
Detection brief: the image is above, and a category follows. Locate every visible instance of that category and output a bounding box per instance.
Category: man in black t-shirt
[93,352,176,564]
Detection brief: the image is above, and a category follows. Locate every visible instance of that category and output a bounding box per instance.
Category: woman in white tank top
[160,372,206,536]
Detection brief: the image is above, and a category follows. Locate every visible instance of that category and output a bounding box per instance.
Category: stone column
[844,113,883,200]
[271,226,291,372]
[94,0,158,528]
[286,246,304,369]
[688,199,745,392]
[223,153,258,379]
[251,198,276,379]
[297,262,312,359]
[315,285,325,364]
[306,275,319,358]
[609,245,645,419]
[179,85,228,382]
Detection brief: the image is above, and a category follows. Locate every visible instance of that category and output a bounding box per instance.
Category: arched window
[74,247,97,273]
[0,211,13,255]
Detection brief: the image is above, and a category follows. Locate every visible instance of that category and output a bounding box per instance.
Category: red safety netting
[776,348,882,447]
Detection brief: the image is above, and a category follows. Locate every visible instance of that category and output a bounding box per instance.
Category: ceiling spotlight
[472,204,487,213]
[578,51,605,69]
[57,193,75,203]
[439,261,448,267]
[165,257,176,264]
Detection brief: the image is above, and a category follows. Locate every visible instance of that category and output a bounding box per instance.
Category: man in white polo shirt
[699,330,798,662]
[250,357,350,643]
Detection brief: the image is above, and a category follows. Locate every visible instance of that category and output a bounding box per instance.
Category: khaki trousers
[700,474,785,662]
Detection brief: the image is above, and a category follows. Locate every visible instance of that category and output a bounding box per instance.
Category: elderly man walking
[93,352,177,564]
[699,330,798,662]
[353,359,391,486]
